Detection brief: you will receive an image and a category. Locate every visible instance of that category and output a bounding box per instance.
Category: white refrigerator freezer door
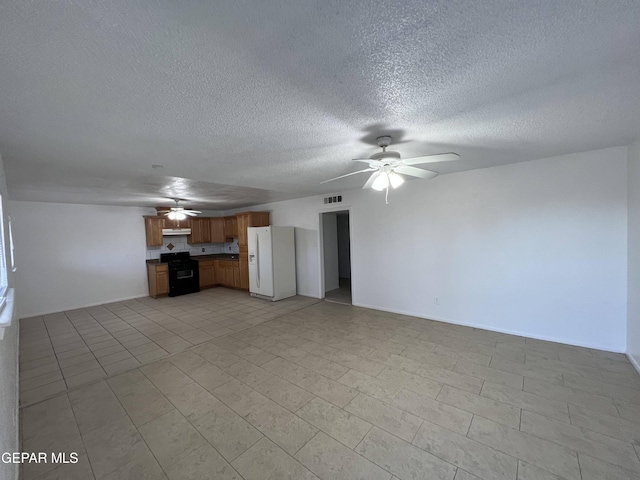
[248,227,274,297]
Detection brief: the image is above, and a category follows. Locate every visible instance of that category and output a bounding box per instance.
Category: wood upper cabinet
[224,216,238,239]
[236,211,270,246]
[147,264,168,298]
[236,212,269,290]
[237,215,250,247]
[163,216,191,230]
[188,218,211,244]
[210,218,226,243]
[144,216,164,247]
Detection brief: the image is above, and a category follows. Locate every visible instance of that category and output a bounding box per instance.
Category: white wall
[0,150,18,480]
[230,147,628,352]
[628,139,640,370]
[322,213,339,292]
[10,201,153,317]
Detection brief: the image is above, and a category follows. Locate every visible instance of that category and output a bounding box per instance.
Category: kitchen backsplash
[146,236,239,259]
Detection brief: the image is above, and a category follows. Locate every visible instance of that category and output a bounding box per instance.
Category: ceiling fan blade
[320,168,376,184]
[395,165,439,179]
[402,152,460,165]
[183,210,201,216]
[362,171,381,189]
[353,158,382,166]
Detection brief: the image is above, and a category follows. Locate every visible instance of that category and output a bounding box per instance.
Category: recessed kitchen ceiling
[1,1,639,209]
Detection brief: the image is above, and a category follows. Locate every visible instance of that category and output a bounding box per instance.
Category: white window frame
[0,194,7,312]
[8,216,15,273]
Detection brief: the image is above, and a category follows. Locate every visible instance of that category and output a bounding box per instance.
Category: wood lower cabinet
[210,218,226,243]
[147,264,169,298]
[144,216,164,247]
[198,260,216,289]
[239,247,249,290]
[215,260,240,288]
[232,266,240,288]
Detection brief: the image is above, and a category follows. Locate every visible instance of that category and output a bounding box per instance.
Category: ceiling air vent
[323,195,342,205]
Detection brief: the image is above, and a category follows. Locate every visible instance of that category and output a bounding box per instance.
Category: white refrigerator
[248,226,296,301]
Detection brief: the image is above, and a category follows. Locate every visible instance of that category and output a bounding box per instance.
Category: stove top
[160,252,195,266]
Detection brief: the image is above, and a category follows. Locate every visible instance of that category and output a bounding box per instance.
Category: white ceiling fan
[157,198,202,220]
[321,136,460,202]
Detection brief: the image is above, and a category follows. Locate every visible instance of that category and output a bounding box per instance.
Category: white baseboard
[628,353,640,376]
[19,294,150,318]
[352,302,625,353]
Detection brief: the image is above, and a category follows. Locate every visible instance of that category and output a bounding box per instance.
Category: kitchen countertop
[146,253,239,265]
[193,254,239,261]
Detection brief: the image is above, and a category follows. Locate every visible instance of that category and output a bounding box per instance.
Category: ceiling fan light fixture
[175,212,186,221]
[371,172,389,191]
[388,171,404,189]
[167,211,176,220]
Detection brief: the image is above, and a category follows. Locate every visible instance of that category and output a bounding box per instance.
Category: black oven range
[160,252,200,297]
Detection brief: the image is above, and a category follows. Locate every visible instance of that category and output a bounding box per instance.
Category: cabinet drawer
[218,260,238,268]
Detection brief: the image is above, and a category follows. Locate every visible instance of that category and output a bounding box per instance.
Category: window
[0,194,6,310]
[8,216,15,272]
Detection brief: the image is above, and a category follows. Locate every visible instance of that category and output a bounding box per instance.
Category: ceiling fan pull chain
[385,186,389,204]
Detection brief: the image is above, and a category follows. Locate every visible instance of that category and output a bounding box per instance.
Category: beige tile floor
[19,289,640,480]
[19,289,313,406]
[324,277,352,306]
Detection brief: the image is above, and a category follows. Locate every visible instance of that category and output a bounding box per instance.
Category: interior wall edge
[353,301,626,353]
[18,294,149,319]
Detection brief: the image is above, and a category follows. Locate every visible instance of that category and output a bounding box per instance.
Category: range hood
[162,228,191,236]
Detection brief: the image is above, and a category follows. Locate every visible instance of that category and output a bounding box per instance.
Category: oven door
[168,265,200,297]
[176,268,194,280]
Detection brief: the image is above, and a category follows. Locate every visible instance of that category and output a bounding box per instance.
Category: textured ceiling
[1,1,639,209]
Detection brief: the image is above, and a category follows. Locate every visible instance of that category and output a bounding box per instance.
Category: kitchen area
[144,210,296,301]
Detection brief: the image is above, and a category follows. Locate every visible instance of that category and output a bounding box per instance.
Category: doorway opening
[321,210,351,305]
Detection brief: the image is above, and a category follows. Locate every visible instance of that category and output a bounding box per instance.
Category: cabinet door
[163,216,191,230]
[199,264,214,288]
[232,267,240,288]
[237,214,249,246]
[239,249,249,290]
[224,217,238,238]
[210,218,226,243]
[226,268,235,287]
[157,271,169,295]
[252,212,270,228]
[213,261,223,286]
[144,217,163,247]
[201,218,212,243]
[188,218,205,244]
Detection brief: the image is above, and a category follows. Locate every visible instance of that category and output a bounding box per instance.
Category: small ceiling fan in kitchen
[156,198,201,220]
[320,136,460,203]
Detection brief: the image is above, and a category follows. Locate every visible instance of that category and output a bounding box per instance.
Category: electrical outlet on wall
[434,297,440,305]
[202,248,205,252]
[229,246,231,251]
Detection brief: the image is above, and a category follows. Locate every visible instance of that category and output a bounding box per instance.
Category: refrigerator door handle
[256,233,260,288]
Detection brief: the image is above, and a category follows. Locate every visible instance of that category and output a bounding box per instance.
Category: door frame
[318,206,353,300]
